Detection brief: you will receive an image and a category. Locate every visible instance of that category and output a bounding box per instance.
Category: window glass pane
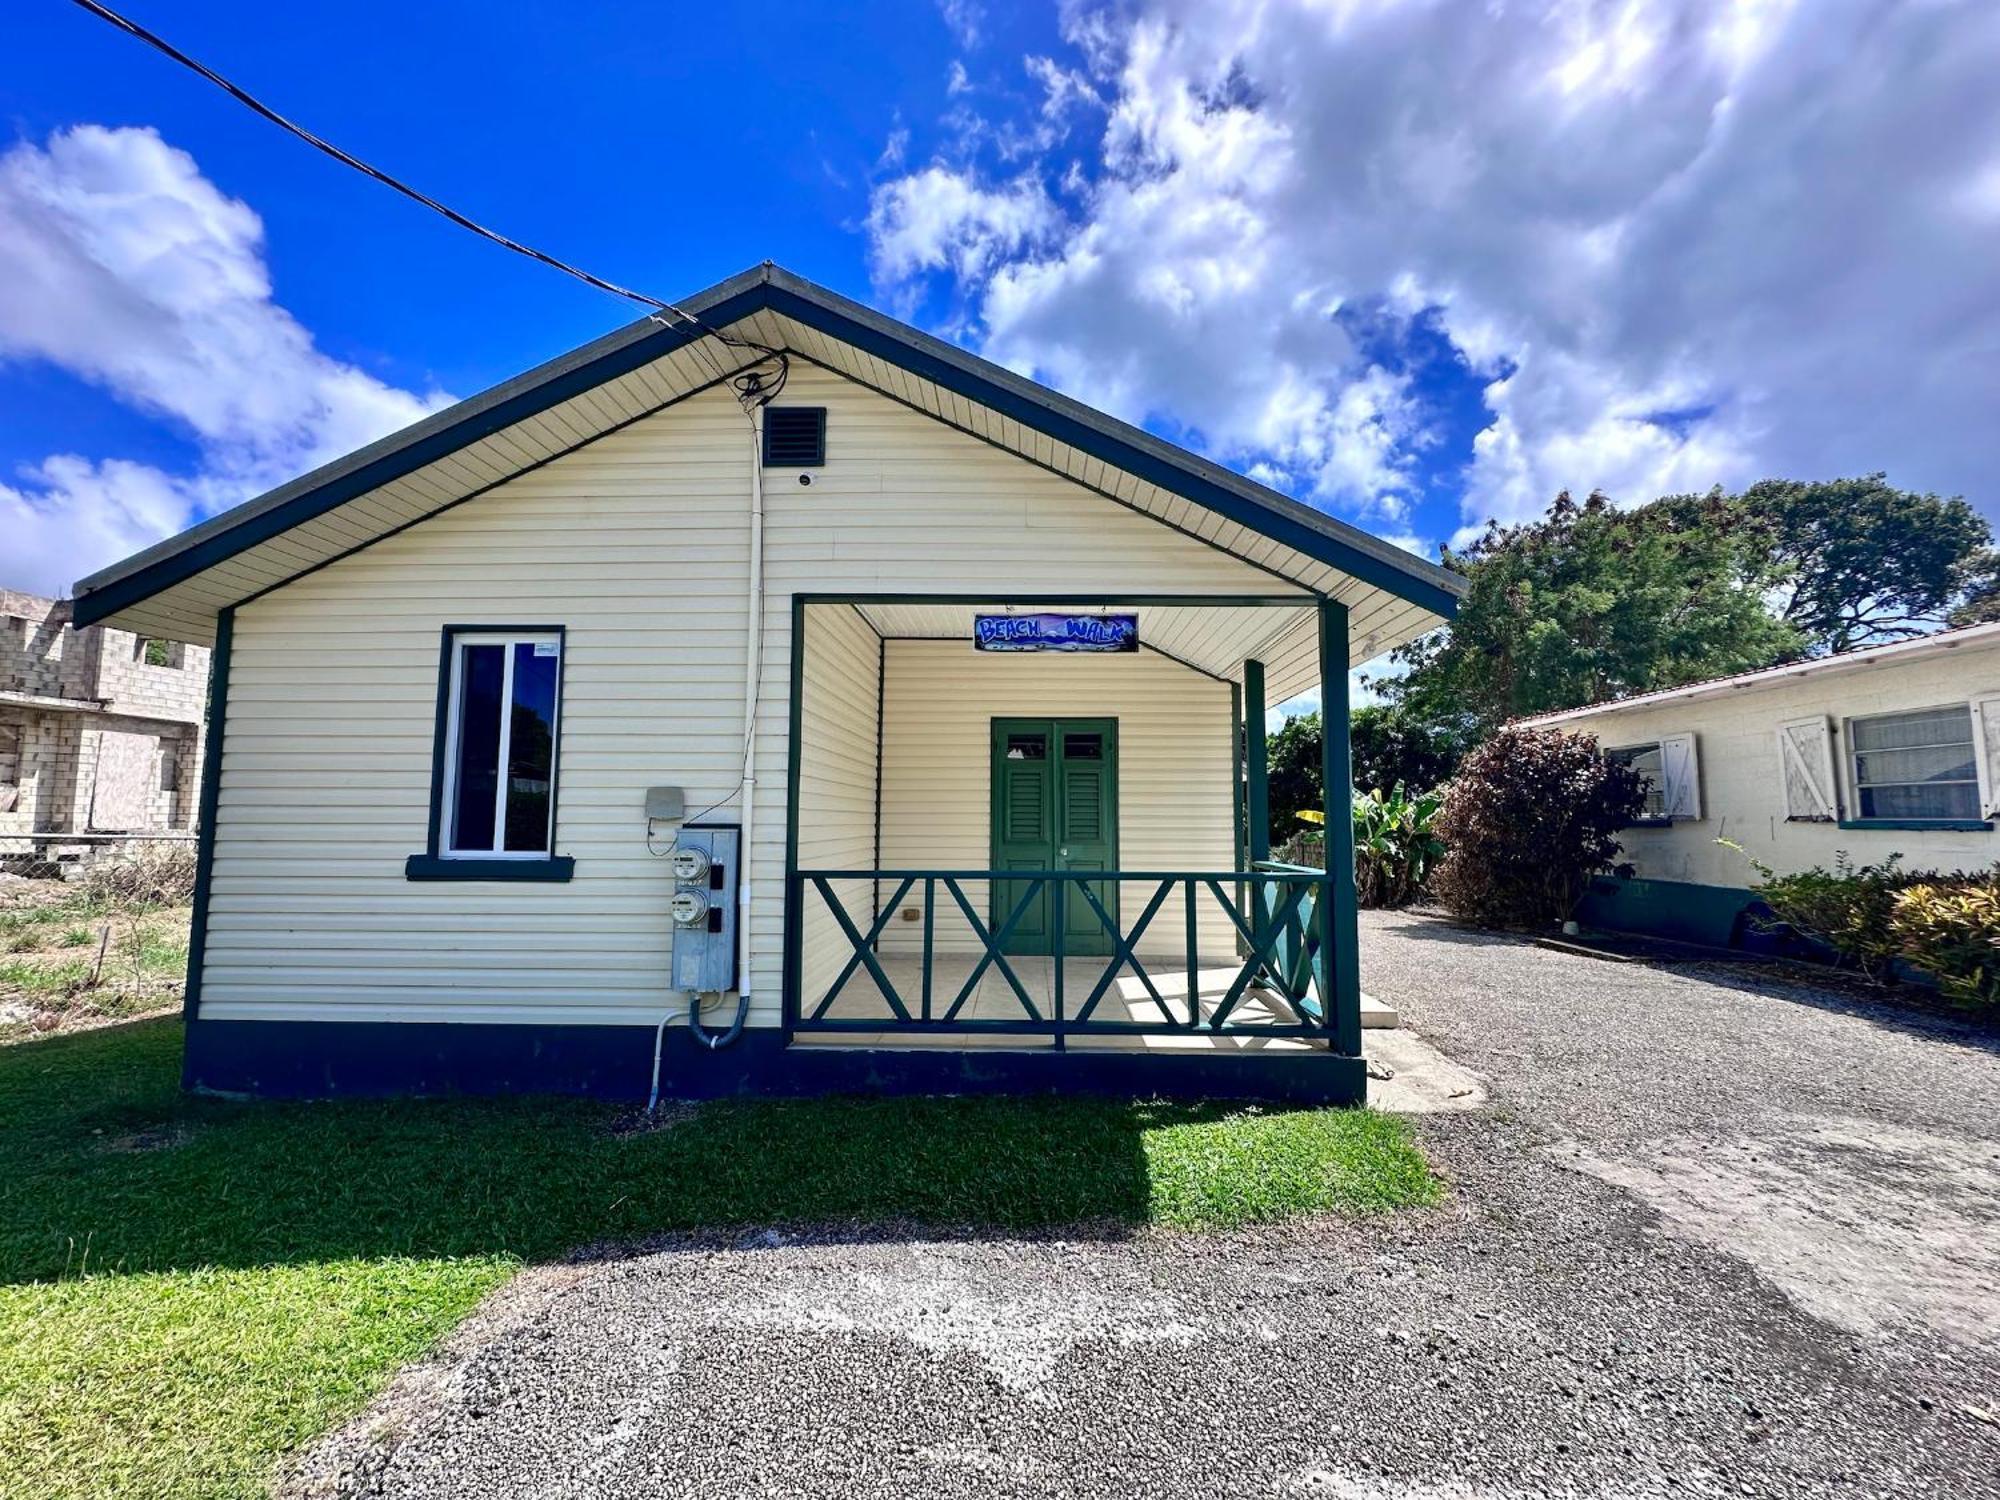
[1062,732,1103,761]
[1860,782,1978,820]
[450,643,504,851]
[1852,706,1976,821]
[1005,733,1047,761]
[1853,745,1976,788]
[1852,706,1972,753]
[504,641,559,852]
[1609,744,1665,819]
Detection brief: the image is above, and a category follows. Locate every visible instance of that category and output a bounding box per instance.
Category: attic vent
[762,406,826,468]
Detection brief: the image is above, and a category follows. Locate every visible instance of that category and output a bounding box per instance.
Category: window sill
[1625,817,1676,829]
[404,854,575,882]
[1834,819,1992,833]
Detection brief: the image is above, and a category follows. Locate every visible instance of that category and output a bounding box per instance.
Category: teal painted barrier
[1574,875,1761,949]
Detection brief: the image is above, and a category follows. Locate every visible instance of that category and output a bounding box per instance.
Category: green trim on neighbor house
[180,605,233,1032]
[1575,874,1762,950]
[1837,818,1993,833]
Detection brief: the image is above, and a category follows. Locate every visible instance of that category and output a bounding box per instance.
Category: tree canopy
[1253,474,1992,834]
[1745,475,1999,653]
[1385,488,1800,734]
[1379,475,1995,738]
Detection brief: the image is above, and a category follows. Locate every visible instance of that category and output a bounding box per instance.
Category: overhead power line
[64,0,696,320]
[64,0,792,407]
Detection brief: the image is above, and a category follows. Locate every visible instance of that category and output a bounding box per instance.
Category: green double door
[990,718,1119,956]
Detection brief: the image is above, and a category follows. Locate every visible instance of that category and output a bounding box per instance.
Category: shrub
[1352,783,1445,909]
[1889,879,2000,1009]
[1727,847,1923,982]
[1430,726,1647,927]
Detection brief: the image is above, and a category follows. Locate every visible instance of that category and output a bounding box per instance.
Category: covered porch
[780,592,1367,1095]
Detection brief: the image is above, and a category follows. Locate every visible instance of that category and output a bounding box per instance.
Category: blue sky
[4,0,1997,624]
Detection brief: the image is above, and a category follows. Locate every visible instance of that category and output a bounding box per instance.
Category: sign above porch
[973,613,1139,653]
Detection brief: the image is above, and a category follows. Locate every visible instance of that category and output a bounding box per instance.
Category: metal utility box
[669,823,740,994]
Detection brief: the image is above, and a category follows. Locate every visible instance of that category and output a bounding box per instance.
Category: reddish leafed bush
[1431,726,1647,928]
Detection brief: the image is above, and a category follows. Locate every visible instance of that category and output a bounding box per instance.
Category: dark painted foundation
[182,1019,1366,1105]
[1574,874,1767,949]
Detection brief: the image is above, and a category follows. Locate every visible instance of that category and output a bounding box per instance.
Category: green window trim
[409,623,572,882]
[404,854,576,882]
[1835,818,1993,833]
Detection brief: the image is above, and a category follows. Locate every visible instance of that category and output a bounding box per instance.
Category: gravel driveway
[290,913,2000,1499]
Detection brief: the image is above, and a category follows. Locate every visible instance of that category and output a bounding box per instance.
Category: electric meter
[669,824,739,992]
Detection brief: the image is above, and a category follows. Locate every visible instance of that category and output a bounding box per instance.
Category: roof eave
[72,263,1464,628]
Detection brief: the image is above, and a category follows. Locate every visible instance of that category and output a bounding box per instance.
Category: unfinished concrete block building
[0,588,207,868]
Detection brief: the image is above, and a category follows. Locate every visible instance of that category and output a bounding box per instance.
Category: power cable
[61,0,792,402]
[67,0,789,882]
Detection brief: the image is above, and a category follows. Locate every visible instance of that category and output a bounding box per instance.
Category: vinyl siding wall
[794,604,881,1005]
[871,639,1238,958]
[204,363,1298,1030]
[1556,642,2000,888]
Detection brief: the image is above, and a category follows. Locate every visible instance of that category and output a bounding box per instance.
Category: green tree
[1388,489,1801,732]
[1351,702,1461,796]
[1740,475,1999,654]
[1260,704,1461,848]
[1266,711,1323,843]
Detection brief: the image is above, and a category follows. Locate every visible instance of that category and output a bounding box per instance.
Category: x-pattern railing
[789,866,1344,1048]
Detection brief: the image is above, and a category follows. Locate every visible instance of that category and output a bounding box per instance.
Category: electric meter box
[670,824,739,994]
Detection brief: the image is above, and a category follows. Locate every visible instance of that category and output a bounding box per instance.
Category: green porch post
[1244,659,1270,864]
[1319,601,1362,1056]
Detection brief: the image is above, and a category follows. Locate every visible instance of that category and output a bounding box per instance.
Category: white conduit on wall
[736,402,764,1011]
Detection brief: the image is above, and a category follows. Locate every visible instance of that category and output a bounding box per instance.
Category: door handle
[1058,847,1070,858]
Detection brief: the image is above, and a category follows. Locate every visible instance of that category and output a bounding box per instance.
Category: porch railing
[786,866,1352,1052]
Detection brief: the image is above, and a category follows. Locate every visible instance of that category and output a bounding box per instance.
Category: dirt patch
[1570,1114,2000,1349]
[0,878,190,1041]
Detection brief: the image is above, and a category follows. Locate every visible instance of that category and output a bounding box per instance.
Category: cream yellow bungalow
[72,265,1463,1103]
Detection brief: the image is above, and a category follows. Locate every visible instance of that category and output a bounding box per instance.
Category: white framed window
[1607,742,1668,821]
[437,629,565,858]
[1606,733,1699,822]
[1846,704,1980,823]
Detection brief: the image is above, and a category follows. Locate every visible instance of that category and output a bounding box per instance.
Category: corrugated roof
[1516,621,2000,728]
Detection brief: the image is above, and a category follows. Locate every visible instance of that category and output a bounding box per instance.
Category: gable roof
[1516,621,2000,729]
[71,263,1465,646]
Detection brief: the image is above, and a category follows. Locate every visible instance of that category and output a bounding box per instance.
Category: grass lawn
[0,1019,1440,1499]
[0,885,190,1042]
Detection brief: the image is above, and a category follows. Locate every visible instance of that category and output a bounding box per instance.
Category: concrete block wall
[95,627,208,722]
[0,588,208,720]
[0,590,209,857]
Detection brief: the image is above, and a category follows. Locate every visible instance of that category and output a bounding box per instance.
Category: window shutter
[1970,695,2000,819]
[1776,716,1839,822]
[1658,733,1701,820]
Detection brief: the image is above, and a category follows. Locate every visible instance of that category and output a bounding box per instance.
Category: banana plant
[1351,782,1446,908]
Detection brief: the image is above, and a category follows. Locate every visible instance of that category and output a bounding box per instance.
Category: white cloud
[938,0,983,51]
[868,0,2000,533]
[866,165,1063,285]
[0,125,447,597]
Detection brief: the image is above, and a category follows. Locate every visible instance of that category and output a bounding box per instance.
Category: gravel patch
[285,913,2000,1499]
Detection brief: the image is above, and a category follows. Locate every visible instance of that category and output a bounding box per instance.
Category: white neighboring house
[1517,623,2000,946]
